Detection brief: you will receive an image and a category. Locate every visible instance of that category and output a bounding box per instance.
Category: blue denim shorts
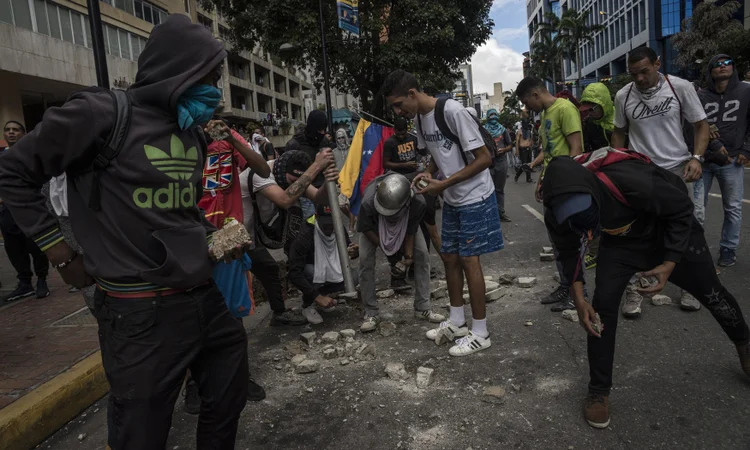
[441,193,504,256]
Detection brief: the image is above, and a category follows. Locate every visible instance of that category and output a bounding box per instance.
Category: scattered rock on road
[651,294,673,306]
[300,332,316,346]
[498,274,515,285]
[524,320,533,326]
[482,386,506,404]
[484,281,499,292]
[321,331,340,343]
[291,354,307,366]
[416,367,434,388]
[340,329,356,339]
[379,322,397,337]
[517,277,537,288]
[485,288,504,303]
[356,343,377,360]
[295,360,320,374]
[377,289,395,299]
[385,362,410,381]
[540,253,555,261]
[542,246,553,253]
[561,310,579,322]
[323,348,337,360]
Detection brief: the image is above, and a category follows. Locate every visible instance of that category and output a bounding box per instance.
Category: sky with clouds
[469,0,529,96]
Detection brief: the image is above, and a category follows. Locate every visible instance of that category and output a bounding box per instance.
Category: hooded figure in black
[285,109,331,160]
[0,14,250,449]
[542,155,750,430]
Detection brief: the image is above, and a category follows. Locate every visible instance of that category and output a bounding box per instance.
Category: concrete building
[452,63,474,108]
[0,0,312,132]
[473,92,490,118]
[488,81,505,112]
[527,0,750,95]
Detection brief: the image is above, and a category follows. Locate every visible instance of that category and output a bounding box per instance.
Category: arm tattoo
[285,174,314,200]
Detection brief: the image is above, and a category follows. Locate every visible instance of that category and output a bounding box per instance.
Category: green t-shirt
[540,98,582,169]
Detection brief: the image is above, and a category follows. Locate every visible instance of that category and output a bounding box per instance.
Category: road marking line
[707,193,750,204]
[522,204,545,223]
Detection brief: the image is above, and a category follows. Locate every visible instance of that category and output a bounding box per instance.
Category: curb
[0,352,108,450]
[0,302,273,450]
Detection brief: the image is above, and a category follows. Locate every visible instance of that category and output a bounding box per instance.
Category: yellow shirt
[540,98,582,170]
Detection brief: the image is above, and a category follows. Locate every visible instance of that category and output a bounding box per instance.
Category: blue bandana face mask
[176,84,222,130]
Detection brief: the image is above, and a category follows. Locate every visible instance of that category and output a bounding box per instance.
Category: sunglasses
[711,59,734,69]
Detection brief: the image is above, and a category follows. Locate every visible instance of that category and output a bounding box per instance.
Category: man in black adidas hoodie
[0,15,248,450]
[542,154,750,430]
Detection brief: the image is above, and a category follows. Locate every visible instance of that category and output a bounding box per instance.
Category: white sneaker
[425,320,469,341]
[302,305,323,325]
[621,285,643,318]
[414,310,446,323]
[448,332,491,357]
[360,316,380,333]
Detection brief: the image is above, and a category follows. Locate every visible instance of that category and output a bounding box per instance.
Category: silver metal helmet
[374,174,413,217]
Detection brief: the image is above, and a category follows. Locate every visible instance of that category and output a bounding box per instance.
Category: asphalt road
[42,167,750,450]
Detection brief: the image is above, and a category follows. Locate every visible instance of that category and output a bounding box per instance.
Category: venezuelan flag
[338,119,394,215]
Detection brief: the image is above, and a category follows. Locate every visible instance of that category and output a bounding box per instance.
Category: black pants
[95,284,248,450]
[589,228,750,395]
[0,210,48,284]
[491,158,507,217]
[247,245,285,314]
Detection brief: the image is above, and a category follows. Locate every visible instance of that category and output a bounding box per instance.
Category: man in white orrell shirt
[612,46,710,316]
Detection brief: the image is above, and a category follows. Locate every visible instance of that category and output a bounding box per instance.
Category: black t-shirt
[383,134,418,174]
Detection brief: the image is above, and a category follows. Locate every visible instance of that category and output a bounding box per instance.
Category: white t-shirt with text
[415,99,494,207]
[614,75,706,170]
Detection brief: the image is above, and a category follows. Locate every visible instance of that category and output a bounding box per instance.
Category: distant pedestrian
[1,120,50,302]
[484,109,513,222]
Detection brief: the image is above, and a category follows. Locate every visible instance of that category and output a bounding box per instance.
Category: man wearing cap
[357,173,445,332]
[286,204,359,324]
[542,154,750,429]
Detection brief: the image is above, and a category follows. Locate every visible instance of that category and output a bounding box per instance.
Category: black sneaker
[183,380,200,415]
[550,296,576,312]
[540,285,569,305]
[248,378,266,401]
[526,177,535,183]
[718,247,736,267]
[270,309,308,327]
[500,213,512,223]
[4,283,34,303]
[514,169,522,183]
[36,278,50,299]
[390,277,413,293]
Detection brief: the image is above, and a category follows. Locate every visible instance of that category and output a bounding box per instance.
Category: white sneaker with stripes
[448,332,491,356]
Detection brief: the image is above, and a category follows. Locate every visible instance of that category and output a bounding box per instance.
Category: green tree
[529,29,562,90]
[557,9,605,92]
[672,0,750,72]
[202,0,493,113]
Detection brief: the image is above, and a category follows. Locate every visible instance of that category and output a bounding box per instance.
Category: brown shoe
[584,393,610,429]
[737,342,750,377]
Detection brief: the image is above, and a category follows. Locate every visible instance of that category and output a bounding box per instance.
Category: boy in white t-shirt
[612,46,709,317]
[383,70,504,356]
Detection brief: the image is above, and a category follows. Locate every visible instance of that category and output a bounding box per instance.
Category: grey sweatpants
[358,231,430,316]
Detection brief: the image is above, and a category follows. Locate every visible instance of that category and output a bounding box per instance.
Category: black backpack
[245,169,304,250]
[69,88,132,211]
[417,98,499,166]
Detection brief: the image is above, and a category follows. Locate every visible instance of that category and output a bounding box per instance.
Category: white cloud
[493,26,527,41]
[492,0,524,11]
[470,37,526,95]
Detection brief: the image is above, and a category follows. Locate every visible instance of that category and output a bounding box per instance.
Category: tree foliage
[557,9,604,84]
[202,0,493,113]
[672,0,750,71]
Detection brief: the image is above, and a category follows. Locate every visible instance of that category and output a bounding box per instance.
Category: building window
[219,24,230,40]
[198,13,213,31]
[550,0,561,18]
[130,0,166,26]
[9,0,34,30]
[661,0,680,37]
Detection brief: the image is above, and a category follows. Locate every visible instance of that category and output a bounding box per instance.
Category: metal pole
[319,0,356,294]
[86,0,109,89]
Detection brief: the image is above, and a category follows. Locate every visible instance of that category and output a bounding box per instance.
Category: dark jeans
[94,284,248,450]
[301,263,348,308]
[0,220,48,284]
[491,157,508,216]
[589,228,750,395]
[247,244,285,314]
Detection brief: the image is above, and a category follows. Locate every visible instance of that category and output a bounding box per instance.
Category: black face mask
[319,222,334,236]
[306,131,324,147]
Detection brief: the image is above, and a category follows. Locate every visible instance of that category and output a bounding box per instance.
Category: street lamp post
[86,0,109,89]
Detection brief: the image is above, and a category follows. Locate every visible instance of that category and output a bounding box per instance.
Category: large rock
[516,277,537,288]
[385,362,410,380]
[482,386,506,404]
[295,360,320,374]
[497,274,515,285]
[486,288,504,303]
[340,329,356,339]
[651,294,673,306]
[321,331,340,343]
[300,332,317,346]
[484,281,500,292]
[291,354,307,366]
[416,367,434,388]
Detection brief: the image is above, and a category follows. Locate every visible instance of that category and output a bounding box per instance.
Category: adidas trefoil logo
[144,134,199,180]
[133,135,198,209]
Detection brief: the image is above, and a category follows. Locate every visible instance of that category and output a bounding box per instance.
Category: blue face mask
[176,84,222,130]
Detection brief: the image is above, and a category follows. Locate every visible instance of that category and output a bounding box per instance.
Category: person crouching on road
[287,204,359,325]
[357,173,445,333]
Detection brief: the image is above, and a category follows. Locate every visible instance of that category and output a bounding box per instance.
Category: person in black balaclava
[542,153,750,431]
[285,110,331,160]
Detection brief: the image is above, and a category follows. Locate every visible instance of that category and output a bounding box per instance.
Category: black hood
[129,14,226,114]
[706,53,739,94]
[542,157,602,209]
